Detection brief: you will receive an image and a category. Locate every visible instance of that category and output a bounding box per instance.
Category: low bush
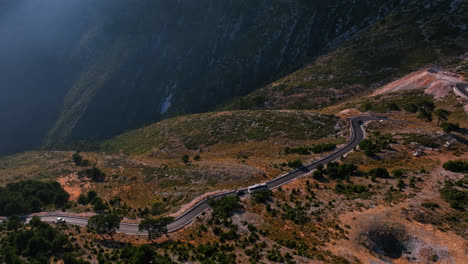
[439,181,468,210]
[440,122,460,133]
[368,167,390,178]
[325,162,358,180]
[252,190,272,203]
[443,160,468,173]
[208,196,240,219]
[359,139,380,156]
[288,160,303,168]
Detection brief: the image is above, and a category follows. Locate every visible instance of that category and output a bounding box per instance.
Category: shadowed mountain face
[0,0,400,154]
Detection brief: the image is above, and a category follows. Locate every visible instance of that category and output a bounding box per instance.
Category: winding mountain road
[14,115,381,235]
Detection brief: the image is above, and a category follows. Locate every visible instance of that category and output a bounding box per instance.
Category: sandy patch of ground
[57,173,89,201]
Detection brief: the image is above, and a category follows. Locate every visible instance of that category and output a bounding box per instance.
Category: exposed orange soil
[372,69,467,99]
[57,173,89,201]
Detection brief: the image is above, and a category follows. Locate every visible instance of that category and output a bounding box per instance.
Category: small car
[56,217,66,224]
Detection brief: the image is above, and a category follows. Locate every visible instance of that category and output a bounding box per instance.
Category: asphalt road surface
[15,115,381,235]
[455,83,468,98]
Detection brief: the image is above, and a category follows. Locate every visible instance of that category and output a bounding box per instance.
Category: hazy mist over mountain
[0,0,399,155]
[0,0,111,154]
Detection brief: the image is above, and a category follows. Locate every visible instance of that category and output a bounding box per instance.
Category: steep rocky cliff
[0,0,401,153]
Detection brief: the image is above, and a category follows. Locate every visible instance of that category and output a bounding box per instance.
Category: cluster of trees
[368,167,390,179]
[313,162,358,181]
[443,160,468,173]
[287,160,303,168]
[138,217,173,241]
[359,139,381,157]
[72,152,90,167]
[439,180,468,210]
[284,143,336,155]
[252,190,272,203]
[182,154,201,164]
[79,167,106,182]
[208,196,240,219]
[78,190,108,212]
[0,216,76,264]
[311,143,337,154]
[0,180,69,216]
[87,213,122,241]
[284,146,310,155]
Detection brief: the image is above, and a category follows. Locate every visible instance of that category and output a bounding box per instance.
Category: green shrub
[252,190,272,203]
[443,160,468,173]
[288,160,303,168]
[325,162,358,180]
[368,167,390,178]
[359,139,380,156]
[334,183,371,199]
[421,202,439,210]
[311,143,336,153]
[392,169,404,178]
[80,167,106,182]
[404,134,439,148]
[440,122,460,133]
[208,196,240,218]
[439,181,468,210]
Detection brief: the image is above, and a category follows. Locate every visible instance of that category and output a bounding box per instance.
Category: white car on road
[56,217,66,224]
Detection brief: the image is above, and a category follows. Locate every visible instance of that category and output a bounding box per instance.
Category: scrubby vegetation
[368,167,390,179]
[208,196,240,219]
[72,152,90,167]
[359,139,380,156]
[334,183,371,199]
[252,190,272,204]
[78,190,108,212]
[324,162,358,180]
[0,180,69,216]
[439,180,468,210]
[443,160,468,173]
[78,167,106,182]
[403,133,439,148]
[284,143,336,155]
[287,160,303,168]
[101,111,338,154]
